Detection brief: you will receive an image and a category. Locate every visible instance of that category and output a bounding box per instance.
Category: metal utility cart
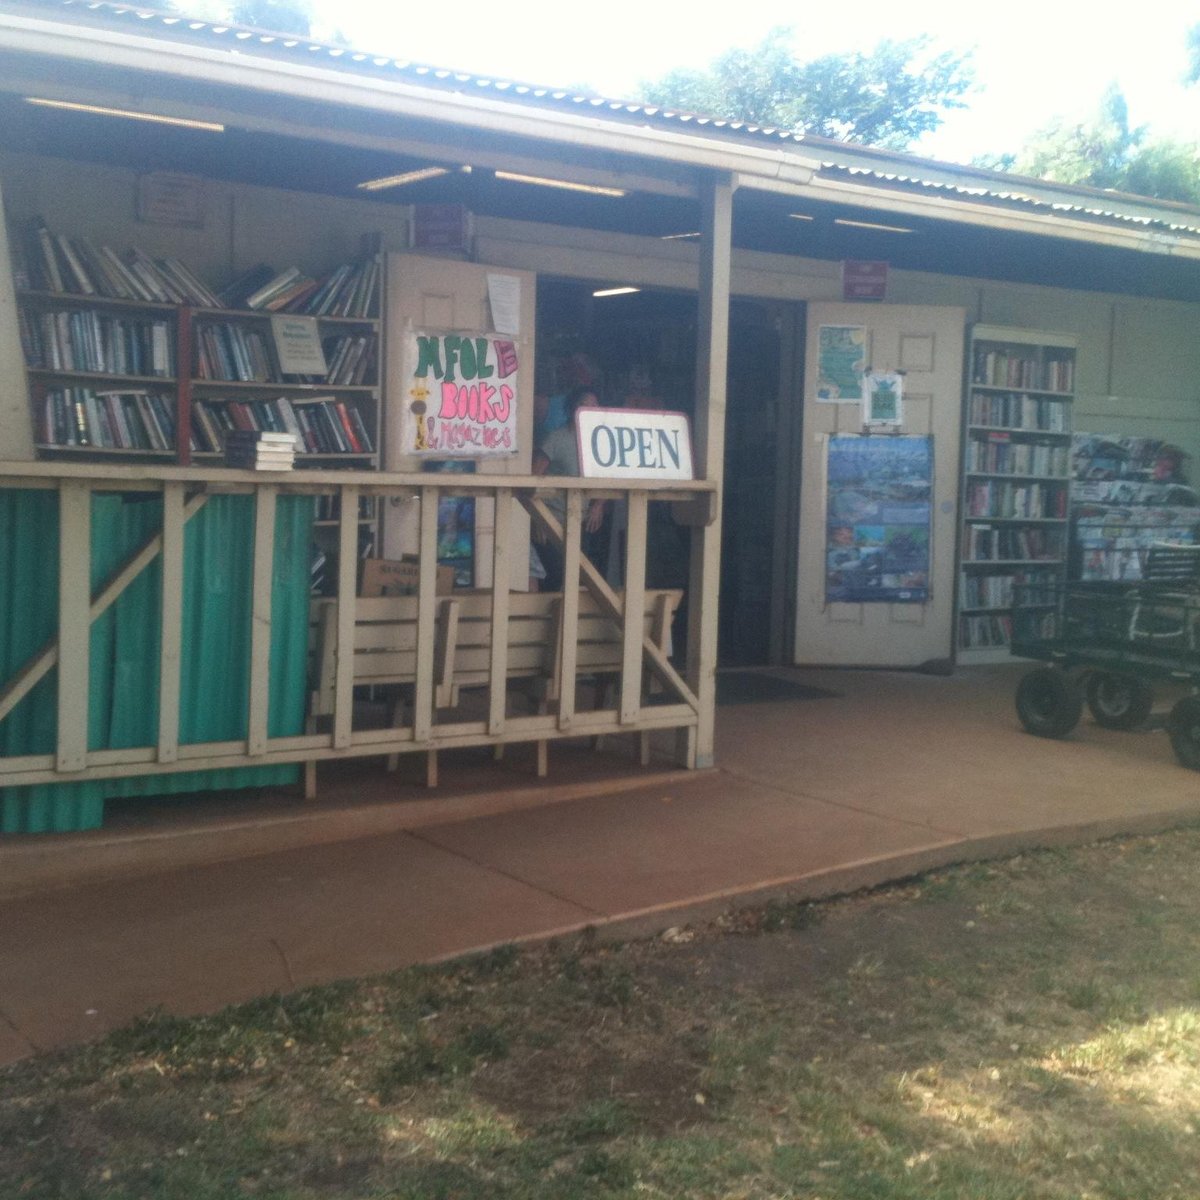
[1010,544,1200,769]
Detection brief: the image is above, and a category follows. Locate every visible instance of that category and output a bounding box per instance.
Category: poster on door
[398,330,520,457]
[825,435,932,603]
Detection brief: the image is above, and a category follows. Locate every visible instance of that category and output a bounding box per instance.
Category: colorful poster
[399,330,519,457]
[816,325,867,402]
[825,435,933,603]
[864,371,903,427]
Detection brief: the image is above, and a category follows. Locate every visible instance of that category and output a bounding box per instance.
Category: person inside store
[532,385,606,591]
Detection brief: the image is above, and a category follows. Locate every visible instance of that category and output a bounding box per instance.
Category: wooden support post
[413,486,438,764]
[56,480,90,773]
[488,487,512,737]
[333,485,359,752]
[621,491,648,726]
[157,482,184,764]
[557,491,582,731]
[680,172,733,769]
[246,484,276,757]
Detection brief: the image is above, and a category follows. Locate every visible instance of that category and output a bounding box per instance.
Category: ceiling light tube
[358,166,450,191]
[660,231,700,240]
[788,213,815,221]
[593,286,640,297]
[834,217,914,234]
[495,170,626,197]
[25,97,224,132]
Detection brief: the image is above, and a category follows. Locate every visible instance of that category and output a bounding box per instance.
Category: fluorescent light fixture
[358,166,450,191]
[592,286,640,297]
[25,97,224,132]
[660,231,700,240]
[788,212,815,221]
[834,217,914,234]
[495,170,626,197]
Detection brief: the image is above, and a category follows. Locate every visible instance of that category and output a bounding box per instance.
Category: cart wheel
[1015,668,1082,738]
[1167,696,1200,770]
[1086,672,1155,731]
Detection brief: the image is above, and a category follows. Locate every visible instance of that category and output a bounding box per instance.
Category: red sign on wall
[842,260,888,301]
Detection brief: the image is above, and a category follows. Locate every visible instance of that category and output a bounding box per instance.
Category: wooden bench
[306,587,682,796]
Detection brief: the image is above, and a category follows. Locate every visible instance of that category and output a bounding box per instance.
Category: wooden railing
[0,461,717,791]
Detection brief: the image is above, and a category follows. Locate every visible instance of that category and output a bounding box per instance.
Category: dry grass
[4,828,1200,1198]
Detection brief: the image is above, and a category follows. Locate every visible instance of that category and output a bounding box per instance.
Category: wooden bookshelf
[957,324,1077,663]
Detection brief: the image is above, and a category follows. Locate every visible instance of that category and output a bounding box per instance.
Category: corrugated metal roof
[13,0,1200,241]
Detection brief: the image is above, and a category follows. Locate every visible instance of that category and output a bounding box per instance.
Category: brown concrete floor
[2,663,1199,1067]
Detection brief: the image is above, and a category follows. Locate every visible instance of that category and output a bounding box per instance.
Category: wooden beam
[487,487,512,736]
[557,490,582,731]
[156,481,185,763]
[333,485,359,750]
[56,480,90,773]
[0,493,208,725]
[246,484,276,756]
[683,172,734,768]
[413,486,438,742]
[620,491,648,725]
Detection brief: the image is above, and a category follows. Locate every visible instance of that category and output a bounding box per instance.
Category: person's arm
[533,449,550,475]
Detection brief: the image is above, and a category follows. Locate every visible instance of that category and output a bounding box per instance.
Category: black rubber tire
[1168,696,1200,770]
[1015,668,1082,738]
[1085,672,1155,731]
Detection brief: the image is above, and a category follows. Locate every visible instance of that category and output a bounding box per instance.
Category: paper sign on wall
[399,329,520,457]
[486,273,521,335]
[816,325,867,402]
[864,371,903,427]
[576,407,694,480]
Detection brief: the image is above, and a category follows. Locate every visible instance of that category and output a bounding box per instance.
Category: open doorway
[535,280,791,667]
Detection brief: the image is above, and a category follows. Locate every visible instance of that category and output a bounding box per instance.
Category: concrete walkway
[3,663,1200,1067]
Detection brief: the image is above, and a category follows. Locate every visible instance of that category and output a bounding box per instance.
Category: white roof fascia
[0,12,818,191]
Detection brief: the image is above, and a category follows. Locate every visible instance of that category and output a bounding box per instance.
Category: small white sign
[136,172,206,228]
[486,272,522,335]
[270,316,328,377]
[576,407,694,480]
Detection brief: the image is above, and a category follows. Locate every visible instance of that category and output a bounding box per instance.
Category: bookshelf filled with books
[9,220,383,467]
[957,325,1076,662]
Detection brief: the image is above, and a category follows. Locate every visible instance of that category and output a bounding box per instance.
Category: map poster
[825,435,933,604]
[816,324,867,402]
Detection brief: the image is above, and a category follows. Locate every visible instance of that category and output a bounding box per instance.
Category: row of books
[965,480,1069,520]
[20,308,174,378]
[13,220,221,307]
[11,220,381,319]
[220,257,380,319]
[962,525,1063,563]
[194,322,275,383]
[191,396,374,455]
[37,388,180,452]
[969,394,1070,432]
[324,335,376,386]
[958,612,1014,649]
[964,434,1069,478]
[959,569,1059,611]
[972,349,1074,393]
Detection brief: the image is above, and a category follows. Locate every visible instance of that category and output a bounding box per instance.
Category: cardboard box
[360,556,455,598]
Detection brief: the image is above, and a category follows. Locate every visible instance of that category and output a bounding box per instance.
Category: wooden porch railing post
[556,490,582,731]
[56,480,90,773]
[621,491,648,725]
[246,483,277,756]
[157,481,185,763]
[333,484,359,751]
[487,487,512,737]
[413,485,439,758]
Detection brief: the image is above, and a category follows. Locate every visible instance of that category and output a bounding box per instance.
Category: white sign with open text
[576,407,694,480]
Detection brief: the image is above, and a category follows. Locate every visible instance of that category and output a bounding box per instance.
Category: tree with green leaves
[640,30,975,151]
[990,85,1200,205]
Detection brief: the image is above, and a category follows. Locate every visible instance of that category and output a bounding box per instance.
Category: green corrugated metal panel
[0,489,313,835]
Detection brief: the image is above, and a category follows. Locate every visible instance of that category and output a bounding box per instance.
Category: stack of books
[225,430,297,471]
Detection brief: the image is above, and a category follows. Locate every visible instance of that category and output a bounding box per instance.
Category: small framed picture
[864,371,903,428]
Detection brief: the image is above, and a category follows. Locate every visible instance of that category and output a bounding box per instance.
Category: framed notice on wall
[825,435,932,603]
[397,330,520,457]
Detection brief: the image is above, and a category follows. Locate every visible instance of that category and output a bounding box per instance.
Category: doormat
[716,671,840,706]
